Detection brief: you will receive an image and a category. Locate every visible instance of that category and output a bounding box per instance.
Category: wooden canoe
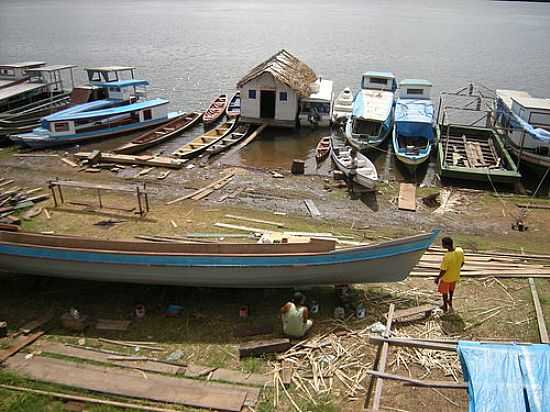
[112,112,202,154]
[172,120,236,158]
[331,134,378,190]
[315,136,331,162]
[203,94,228,125]
[0,228,438,287]
[206,123,251,156]
[226,92,241,118]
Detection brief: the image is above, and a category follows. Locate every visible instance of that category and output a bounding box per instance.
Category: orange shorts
[438,280,456,294]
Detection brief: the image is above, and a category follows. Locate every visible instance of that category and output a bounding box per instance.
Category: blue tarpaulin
[458,341,550,412]
[395,99,434,140]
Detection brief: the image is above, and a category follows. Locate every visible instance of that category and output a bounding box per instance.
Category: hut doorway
[260,90,276,118]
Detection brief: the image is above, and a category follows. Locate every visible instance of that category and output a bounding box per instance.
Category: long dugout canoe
[0,229,438,288]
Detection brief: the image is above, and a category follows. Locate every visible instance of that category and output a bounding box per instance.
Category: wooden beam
[0,331,45,363]
[528,278,549,343]
[516,203,550,210]
[368,335,457,352]
[366,370,467,389]
[224,123,268,158]
[398,183,416,211]
[224,214,285,228]
[304,199,321,217]
[166,174,234,205]
[0,384,183,412]
[367,303,394,411]
[239,338,291,358]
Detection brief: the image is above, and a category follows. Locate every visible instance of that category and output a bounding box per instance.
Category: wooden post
[365,303,395,410]
[528,278,549,343]
[97,189,103,209]
[136,186,143,216]
[49,183,58,207]
[57,185,64,204]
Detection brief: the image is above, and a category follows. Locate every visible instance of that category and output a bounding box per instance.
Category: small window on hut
[143,109,152,120]
[407,88,424,96]
[248,90,256,99]
[279,92,288,101]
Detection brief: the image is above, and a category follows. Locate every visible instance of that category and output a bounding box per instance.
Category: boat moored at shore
[10,79,182,149]
[298,78,333,127]
[331,133,378,190]
[346,71,397,151]
[392,79,438,172]
[495,89,550,172]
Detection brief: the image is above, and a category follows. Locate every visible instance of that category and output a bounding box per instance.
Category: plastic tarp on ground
[458,341,550,412]
[395,99,434,140]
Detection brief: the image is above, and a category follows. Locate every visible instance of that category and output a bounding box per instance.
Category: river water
[1,0,549,176]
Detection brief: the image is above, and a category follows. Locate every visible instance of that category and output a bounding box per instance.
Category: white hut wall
[240,72,298,121]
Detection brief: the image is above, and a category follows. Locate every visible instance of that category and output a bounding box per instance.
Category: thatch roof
[237,49,317,97]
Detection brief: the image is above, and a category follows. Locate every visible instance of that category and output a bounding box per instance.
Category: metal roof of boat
[352,89,395,121]
[45,99,119,119]
[511,96,550,111]
[400,79,432,87]
[304,78,333,102]
[395,99,434,124]
[362,71,396,79]
[45,98,169,122]
[0,83,46,102]
[85,66,136,72]
[496,89,531,108]
[95,80,149,88]
[0,61,46,69]
[26,64,77,72]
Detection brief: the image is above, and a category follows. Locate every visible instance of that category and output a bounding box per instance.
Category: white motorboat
[332,87,353,123]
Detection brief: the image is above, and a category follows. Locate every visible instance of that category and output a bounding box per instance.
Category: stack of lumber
[75,151,186,169]
[412,247,550,278]
[0,178,48,222]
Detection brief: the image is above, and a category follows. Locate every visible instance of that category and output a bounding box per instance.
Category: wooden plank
[166,174,234,205]
[214,222,272,234]
[191,177,233,201]
[19,314,53,335]
[370,303,395,411]
[239,338,291,358]
[5,354,249,411]
[410,271,550,279]
[210,368,272,387]
[368,335,457,352]
[224,123,268,158]
[36,342,181,375]
[516,203,550,210]
[529,278,549,343]
[60,157,78,168]
[386,304,437,322]
[95,319,131,331]
[0,384,183,412]
[74,152,186,169]
[0,331,45,363]
[224,214,285,228]
[304,199,321,217]
[366,370,467,389]
[398,183,416,212]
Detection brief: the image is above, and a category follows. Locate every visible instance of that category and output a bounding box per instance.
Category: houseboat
[238,49,327,128]
[10,80,182,149]
[346,71,398,151]
[298,78,333,127]
[392,79,438,172]
[495,89,550,171]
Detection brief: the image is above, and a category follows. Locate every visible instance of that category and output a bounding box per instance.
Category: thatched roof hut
[237,49,317,98]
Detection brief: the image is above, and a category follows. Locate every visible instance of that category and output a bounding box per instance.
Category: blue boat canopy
[45,98,169,122]
[395,99,434,140]
[363,71,395,79]
[95,80,149,88]
[400,79,432,87]
[458,341,550,412]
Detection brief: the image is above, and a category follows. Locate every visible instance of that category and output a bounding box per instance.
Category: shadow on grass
[0,274,442,346]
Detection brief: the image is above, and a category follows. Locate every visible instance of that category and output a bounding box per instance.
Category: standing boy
[434,237,464,313]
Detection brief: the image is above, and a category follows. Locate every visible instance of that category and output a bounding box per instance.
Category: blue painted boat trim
[45,98,169,122]
[0,231,438,268]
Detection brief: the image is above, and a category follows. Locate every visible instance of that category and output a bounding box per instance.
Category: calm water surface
[1,0,549,172]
